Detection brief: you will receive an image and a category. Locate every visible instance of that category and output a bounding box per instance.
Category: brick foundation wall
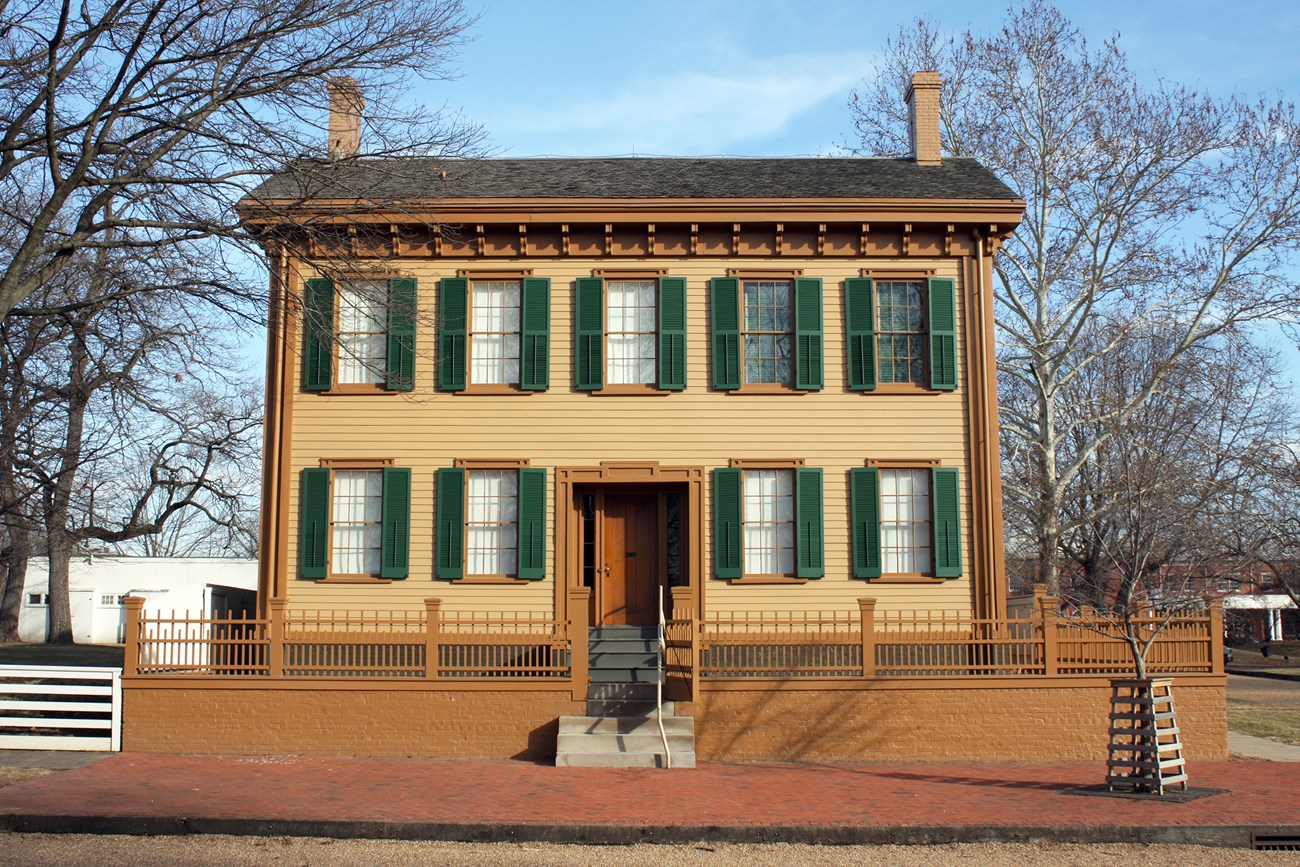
[123,686,583,759]
[681,680,1227,762]
[123,678,1226,762]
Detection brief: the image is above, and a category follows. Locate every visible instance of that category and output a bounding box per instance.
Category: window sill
[728,576,810,585]
[867,383,948,396]
[867,575,947,584]
[457,385,533,395]
[591,385,674,396]
[314,577,394,584]
[731,384,810,395]
[319,384,392,396]
[451,576,532,585]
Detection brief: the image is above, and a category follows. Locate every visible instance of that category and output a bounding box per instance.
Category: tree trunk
[0,535,29,641]
[45,529,76,644]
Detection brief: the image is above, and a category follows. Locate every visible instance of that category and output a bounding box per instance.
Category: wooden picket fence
[122,588,1221,686]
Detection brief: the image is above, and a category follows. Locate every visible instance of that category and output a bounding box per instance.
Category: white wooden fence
[0,665,122,751]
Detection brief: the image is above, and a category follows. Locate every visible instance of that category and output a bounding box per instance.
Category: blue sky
[424,0,1300,158]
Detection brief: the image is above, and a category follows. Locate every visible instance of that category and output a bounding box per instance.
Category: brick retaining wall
[683,680,1227,762]
[122,678,1226,762]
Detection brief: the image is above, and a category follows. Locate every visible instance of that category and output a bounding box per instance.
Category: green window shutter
[520,277,551,391]
[574,277,604,391]
[517,467,547,580]
[932,467,962,578]
[712,467,742,578]
[437,278,468,392]
[657,277,688,390]
[298,467,331,578]
[794,467,824,578]
[710,278,741,391]
[303,279,334,391]
[794,278,824,391]
[385,277,417,392]
[845,278,877,391]
[850,468,882,579]
[928,278,958,391]
[435,467,465,579]
[380,467,411,578]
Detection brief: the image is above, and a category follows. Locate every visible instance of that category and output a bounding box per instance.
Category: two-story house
[119,74,1228,765]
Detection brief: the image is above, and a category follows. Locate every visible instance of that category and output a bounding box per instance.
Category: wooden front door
[601,493,661,625]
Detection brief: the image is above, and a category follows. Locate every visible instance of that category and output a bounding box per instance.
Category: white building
[18,556,257,644]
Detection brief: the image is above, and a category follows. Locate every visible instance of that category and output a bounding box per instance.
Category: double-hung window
[436,463,547,581]
[710,276,822,391]
[302,277,417,392]
[574,275,687,392]
[845,276,957,392]
[298,463,411,580]
[850,464,961,579]
[437,276,550,392]
[713,463,823,581]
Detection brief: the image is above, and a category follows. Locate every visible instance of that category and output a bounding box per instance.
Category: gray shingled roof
[248,157,1019,203]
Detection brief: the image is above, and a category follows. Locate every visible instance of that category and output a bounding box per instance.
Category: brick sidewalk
[0,754,1297,845]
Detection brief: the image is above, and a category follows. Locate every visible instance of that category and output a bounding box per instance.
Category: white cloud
[490,50,872,156]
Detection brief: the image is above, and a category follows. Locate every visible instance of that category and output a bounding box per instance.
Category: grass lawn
[1227,701,1300,746]
[0,642,124,668]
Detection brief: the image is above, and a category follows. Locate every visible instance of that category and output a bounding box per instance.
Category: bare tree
[1054,331,1285,677]
[0,0,484,321]
[2,243,261,643]
[848,1,1300,595]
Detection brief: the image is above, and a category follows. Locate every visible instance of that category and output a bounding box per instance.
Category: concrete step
[559,715,694,736]
[590,651,659,669]
[557,730,696,754]
[590,667,663,684]
[587,682,658,701]
[555,750,696,769]
[586,699,673,717]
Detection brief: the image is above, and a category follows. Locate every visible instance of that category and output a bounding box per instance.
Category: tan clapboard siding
[285,257,973,616]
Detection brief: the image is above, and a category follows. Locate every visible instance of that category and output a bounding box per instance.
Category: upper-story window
[438,276,550,392]
[875,281,926,386]
[710,276,822,392]
[606,280,657,385]
[470,280,521,385]
[846,276,957,392]
[337,281,388,385]
[574,275,687,392]
[302,276,416,393]
[742,280,793,385]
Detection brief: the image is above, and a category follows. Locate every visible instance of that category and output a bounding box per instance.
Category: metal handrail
[657,591,671,769]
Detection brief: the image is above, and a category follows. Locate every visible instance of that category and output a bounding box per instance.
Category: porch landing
[0,753,1296,847]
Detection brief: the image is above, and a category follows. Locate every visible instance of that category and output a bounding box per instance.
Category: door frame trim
[555,463,704,627]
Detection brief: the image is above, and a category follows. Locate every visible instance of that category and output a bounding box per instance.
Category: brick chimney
[905,71,942,166]
[327,77,364,159]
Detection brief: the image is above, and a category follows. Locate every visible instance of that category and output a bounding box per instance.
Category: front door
[602,493,661,625]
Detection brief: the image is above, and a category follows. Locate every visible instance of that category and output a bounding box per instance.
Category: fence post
[424,597,442,680]
[671,586,695,699]
[1036,584,1059,676]
[859,597,877,677]
[1209,598,1225,675]
[567,586,591,701]
[122,596,144,676]
[268,597,286,678]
